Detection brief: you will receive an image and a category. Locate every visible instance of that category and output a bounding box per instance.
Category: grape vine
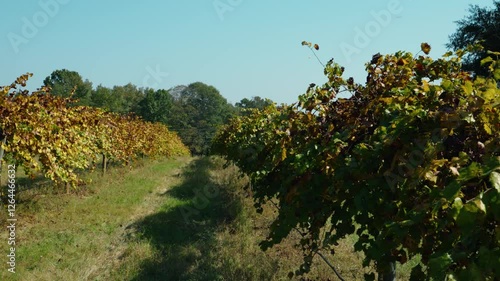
[212,43,500,280]
[0,74,189,188]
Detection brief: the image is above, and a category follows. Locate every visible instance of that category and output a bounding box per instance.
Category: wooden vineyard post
[102,154,107,175]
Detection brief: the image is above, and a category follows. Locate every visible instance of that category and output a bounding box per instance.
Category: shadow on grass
[129,157,244,281]
[0,170,52,206]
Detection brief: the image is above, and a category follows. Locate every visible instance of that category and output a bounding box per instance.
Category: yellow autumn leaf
[422,80,430,92]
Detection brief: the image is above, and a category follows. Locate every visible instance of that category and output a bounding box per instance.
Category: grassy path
[0,157,191,281]
[2,156,417,280]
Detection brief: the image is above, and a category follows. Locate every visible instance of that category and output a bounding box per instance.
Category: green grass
[108,156,417,280]
[0,156,191,281]
[0,157,418,280]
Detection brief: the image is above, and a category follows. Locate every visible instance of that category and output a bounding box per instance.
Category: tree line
[41,70,273,155]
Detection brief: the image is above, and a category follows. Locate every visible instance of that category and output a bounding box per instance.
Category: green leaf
[494,68,500,80]
[428,253,452,279]
[462,80,473,95]
[491,171,500,192]
[480,56,494,66]
[442,79,453,91]
[443,51,453,58]
[443,181,461,201]
[458,162,483,183]
[480,88,498,102]
[478,246,500,273]
[456,197,486,234]
[456,263,484,281]
[450,197,463,221]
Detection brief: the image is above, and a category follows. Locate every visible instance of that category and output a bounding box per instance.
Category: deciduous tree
[448,1,500,76]
[43,69,93,106]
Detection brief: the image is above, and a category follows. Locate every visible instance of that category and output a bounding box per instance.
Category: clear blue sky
[1,0,495,105]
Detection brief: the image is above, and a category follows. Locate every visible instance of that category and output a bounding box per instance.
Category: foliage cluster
[212,44,500,280]
[0,74,190,187]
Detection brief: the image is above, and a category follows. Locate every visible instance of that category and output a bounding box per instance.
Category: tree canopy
[135,89,173,124]
[43,69,93,106]
[235,96,274,115]
[448,1,500,76]
[169,82,236,155]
